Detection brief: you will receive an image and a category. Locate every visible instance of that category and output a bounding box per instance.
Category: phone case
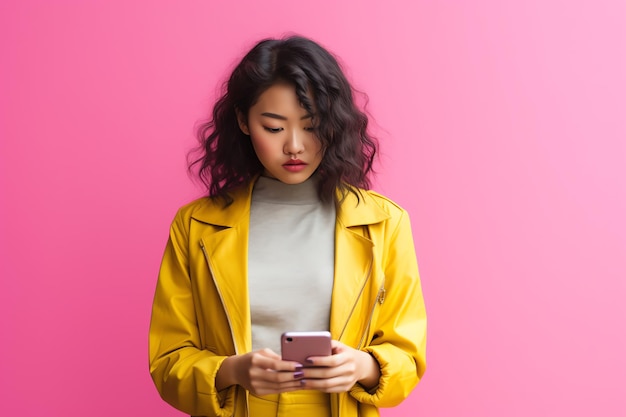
[281,331,332,366]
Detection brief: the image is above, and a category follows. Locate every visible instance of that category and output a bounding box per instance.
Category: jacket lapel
[193,184,254,354]
[330,189,390,342]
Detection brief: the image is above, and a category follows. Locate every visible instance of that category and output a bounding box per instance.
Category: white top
[248,176,336,354]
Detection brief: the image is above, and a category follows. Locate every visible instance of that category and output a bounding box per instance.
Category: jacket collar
[191,178,390,228]
[190,181,254,227]
[335,187,390,228]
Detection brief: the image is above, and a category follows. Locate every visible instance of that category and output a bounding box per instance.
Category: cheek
[310,137,323,156]
[250,134,277,160]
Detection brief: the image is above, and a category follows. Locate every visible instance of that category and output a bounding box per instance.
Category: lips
[282,159,308,172]
[283,159,306,166]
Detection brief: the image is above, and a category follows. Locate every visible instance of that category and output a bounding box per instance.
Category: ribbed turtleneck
[248,175,336,354]
[251,175,320,205]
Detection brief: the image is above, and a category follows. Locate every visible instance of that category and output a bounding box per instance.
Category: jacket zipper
[200,241,241,417]
[199,240,239,356]
[334,281,385,417]
[338,280,385,417]
[337,259,373,342]
[357,279,385,350]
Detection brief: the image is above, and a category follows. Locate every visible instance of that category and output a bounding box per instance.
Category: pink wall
[2,1,625,416]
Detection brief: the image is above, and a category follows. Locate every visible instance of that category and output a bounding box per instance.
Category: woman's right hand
[216,348,304,395]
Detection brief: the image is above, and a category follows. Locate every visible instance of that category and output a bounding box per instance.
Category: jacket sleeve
[149,209,236,417]
[350,209,427,407]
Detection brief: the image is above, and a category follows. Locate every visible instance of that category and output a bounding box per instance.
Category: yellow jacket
[149,181,427,416]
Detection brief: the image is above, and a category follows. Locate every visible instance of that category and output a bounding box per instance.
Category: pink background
[2,1,625,416]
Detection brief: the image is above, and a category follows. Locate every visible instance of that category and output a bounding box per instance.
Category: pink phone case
[281,331,332,366]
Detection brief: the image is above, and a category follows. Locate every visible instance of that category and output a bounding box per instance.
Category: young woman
[149,36,427,417]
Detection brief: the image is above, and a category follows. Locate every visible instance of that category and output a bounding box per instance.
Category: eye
[304,126,316,132]
[263,126,283,133]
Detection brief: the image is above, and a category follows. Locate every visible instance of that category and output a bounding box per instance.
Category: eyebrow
[260,112,313,121]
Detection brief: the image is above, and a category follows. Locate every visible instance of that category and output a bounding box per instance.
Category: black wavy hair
[189,35,378,205]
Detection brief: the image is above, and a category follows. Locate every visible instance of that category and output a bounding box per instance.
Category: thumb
[330,340,348,354]
[259,348,282,360]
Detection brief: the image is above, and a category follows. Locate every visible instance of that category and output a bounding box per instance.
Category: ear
[236,109,250,135]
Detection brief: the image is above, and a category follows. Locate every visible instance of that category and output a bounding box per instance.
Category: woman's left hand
[297,340,381,393]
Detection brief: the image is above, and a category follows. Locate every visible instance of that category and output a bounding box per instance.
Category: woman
[149,36,427,417]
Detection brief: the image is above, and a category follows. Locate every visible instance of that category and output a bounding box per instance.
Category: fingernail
[295,365,303,371]
[306,358,314,364]
[294,371,304,379]
[300,379,306,386]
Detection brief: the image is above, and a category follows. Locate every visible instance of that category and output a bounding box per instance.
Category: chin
[262,166,316,184]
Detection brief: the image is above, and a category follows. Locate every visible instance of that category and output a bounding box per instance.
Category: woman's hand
[216,348,304,396]
[297,340,381,393]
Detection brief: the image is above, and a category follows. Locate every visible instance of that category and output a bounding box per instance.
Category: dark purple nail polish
[294,371,304,379]
[306,358,314,364]
[295,365,303,371]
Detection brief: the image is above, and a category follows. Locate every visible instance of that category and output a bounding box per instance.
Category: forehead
[251,82,312,116]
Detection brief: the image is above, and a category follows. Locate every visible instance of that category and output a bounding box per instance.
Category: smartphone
[281,331,332,366]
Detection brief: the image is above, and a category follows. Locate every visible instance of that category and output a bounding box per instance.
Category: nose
[283,129,305,155]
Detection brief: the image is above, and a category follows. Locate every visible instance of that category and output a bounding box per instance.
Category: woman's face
[237,82,323,184]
